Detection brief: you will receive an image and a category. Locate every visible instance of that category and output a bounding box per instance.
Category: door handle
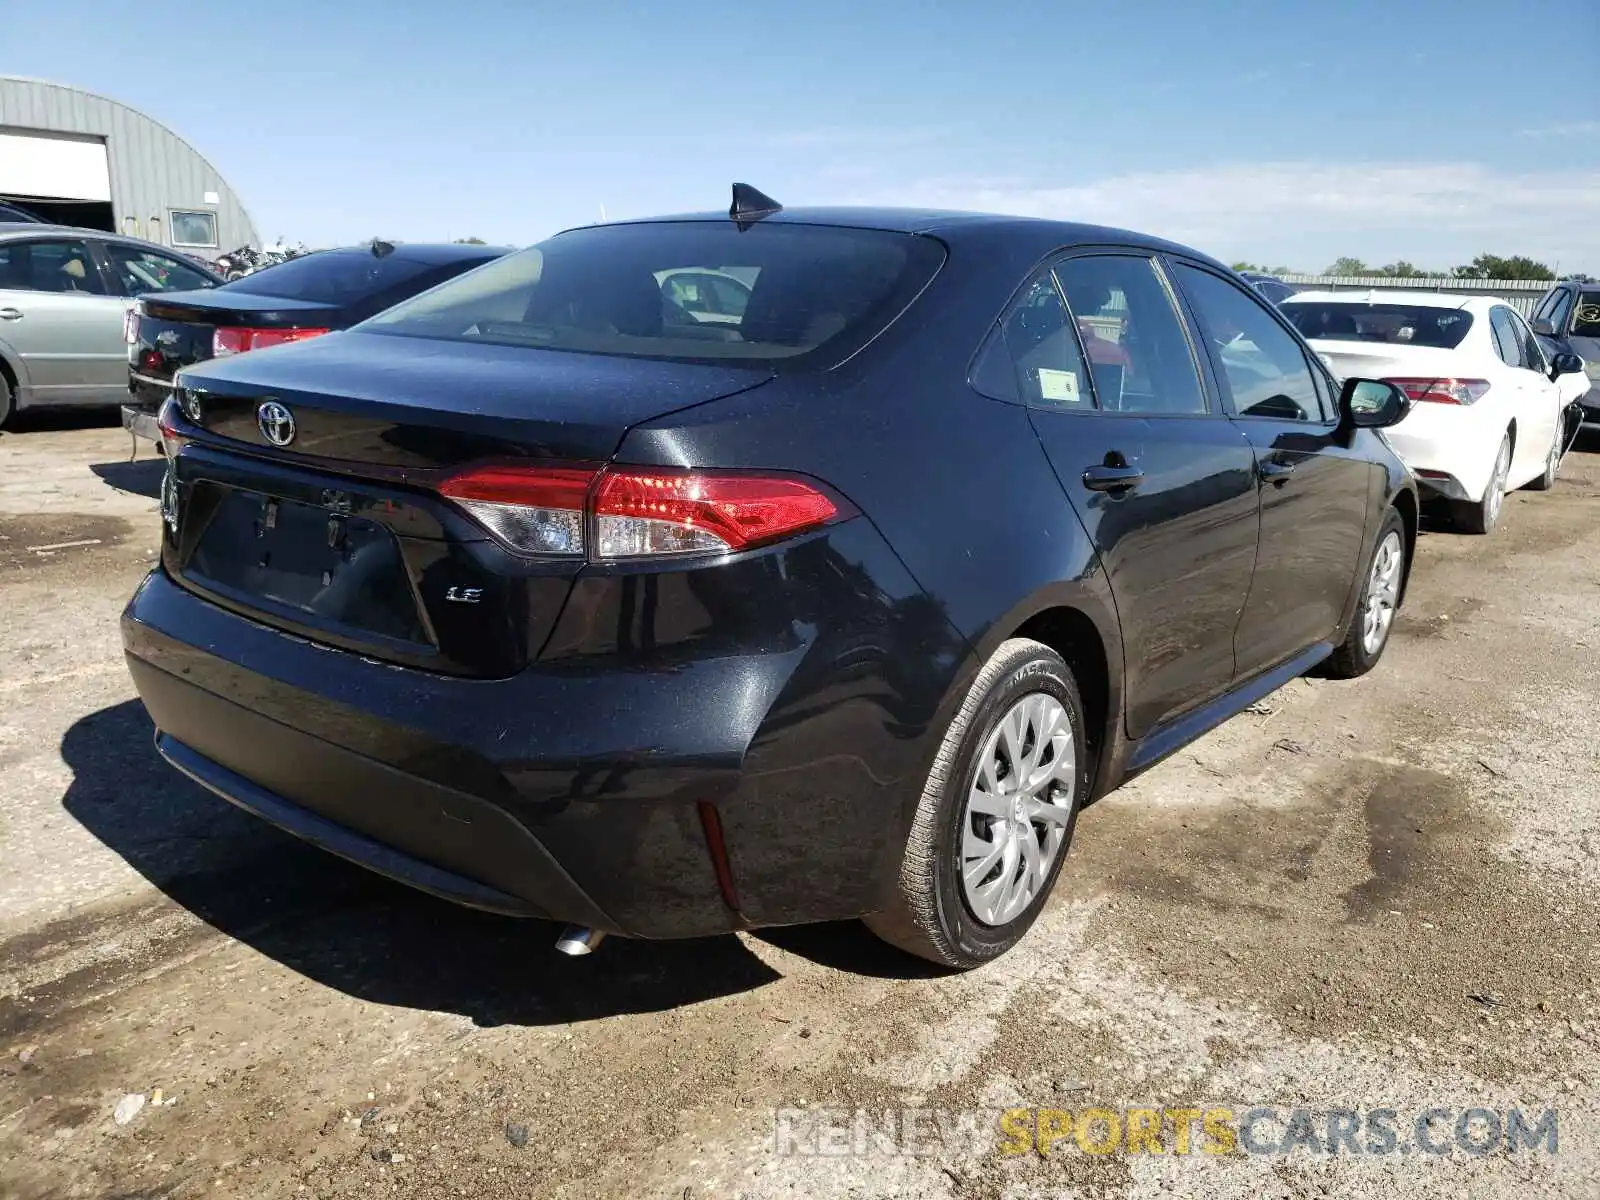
[0,307,22,321]
[1082,463,1144,493]
[1258,459,1295,485]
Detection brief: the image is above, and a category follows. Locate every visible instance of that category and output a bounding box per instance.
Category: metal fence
[1278,275,1554,317]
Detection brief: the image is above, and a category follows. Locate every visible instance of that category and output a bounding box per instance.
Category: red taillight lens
[593,469,838,558]
[434,464,842,560]
[156,398,187,454]
[212,326,330,357]
[1386,377,1490,406]
[437,464,599,557]
[124,309,140,344]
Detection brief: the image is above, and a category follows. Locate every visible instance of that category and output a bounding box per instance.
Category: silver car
[0,223,221,427]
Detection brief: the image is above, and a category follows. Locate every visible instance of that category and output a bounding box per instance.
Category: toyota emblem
[257,400,296,447]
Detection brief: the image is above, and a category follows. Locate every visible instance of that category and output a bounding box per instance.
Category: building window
[169,210,217,248]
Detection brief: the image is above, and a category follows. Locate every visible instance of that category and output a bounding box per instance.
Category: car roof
[1284,289,1484,311]
[0,221,215,257]
[578,207,1227,267]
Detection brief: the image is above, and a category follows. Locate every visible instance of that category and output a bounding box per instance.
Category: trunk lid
[133,289,341,385]
[162,333,774,677]
[1308,339,1468,384]
[175,329,774,466]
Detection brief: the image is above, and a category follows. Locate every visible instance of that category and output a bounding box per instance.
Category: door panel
[1034,413,1259,736]
[0,237,129,407]
[0,289,129,405]
[1005,253,1261,739]
[1169,261,1372,676]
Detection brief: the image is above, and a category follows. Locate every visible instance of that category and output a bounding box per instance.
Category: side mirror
[1531,317,1557,337]
[1341,378,1410,428]
[1550,351,1585,378]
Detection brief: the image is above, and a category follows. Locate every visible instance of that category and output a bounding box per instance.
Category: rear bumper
[122,530,962,935]
[120,402,162,444]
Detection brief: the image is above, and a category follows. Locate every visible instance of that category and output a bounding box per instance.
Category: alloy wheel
[959,693,1076,927]
[1486,439,1510,527]
[1361,530,1403,656]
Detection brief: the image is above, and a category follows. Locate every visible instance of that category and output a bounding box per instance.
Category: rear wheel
[1325,509,1405,679]
[865,638,1088,969]
[1454,433,1511,534]
[1524,424,1561,492]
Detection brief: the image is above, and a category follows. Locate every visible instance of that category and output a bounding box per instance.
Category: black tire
[865,638,1089,970]
[1325,508,1406,679]
[1523,425,1560,492]
[0,372,14,430]
[1453,432,1511,534]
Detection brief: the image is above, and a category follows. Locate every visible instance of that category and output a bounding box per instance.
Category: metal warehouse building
[0,76,258,258]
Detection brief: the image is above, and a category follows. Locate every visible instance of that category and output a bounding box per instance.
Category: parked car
[1238,271,1299,305]
[1282,291,1583,532]
[0,223,222,427]
[1530,278,1600,430]
[125,240,511,444]
[123,192,1417,970]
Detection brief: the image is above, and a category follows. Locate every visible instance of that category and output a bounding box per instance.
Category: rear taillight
[212,326,331,357]
[124,309,140,344]
[156,398,187,454]
[1386,377,1491,406]
[435,464,843,560]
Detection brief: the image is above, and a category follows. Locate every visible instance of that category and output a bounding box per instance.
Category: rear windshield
[1574,292,1600,338]
[359,222,947,366]
[1282,301,1473,349]
[222,250,445,304]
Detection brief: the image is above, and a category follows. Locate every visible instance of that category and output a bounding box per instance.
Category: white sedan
[1282,291,1581,533]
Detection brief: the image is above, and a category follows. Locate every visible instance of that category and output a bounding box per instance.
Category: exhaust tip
[554,925,606,956]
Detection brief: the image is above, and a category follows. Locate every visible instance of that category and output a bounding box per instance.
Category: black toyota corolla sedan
[122,188,1417,969]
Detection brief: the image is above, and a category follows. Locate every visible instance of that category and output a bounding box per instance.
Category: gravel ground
[2,412,1598,1200]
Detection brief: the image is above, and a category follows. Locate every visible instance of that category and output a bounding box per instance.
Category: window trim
[1164,256,1335,426]
[167,208,219,249]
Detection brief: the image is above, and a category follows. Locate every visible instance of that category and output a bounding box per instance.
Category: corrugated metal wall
[1280,275,1553,317]
[0,76,258,254]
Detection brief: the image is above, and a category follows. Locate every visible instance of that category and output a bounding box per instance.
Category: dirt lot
[2,412,1598,1200]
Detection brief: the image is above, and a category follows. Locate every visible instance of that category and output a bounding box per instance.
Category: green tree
[1325,257,1369,277]
[1374,261,1425,278]
[1452,254,1556,281]
[453,236,487,245]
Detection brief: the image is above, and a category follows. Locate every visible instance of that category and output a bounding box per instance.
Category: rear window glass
[222,250,442,304]
[1575,292,1600,337]
[359,222,946,367]
[1282,301,1473,349]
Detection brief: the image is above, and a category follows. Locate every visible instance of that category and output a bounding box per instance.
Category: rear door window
[1490,307,1525,368]
[1053,255,1207,414]
[361,222,946,368]
[0,239,106,294]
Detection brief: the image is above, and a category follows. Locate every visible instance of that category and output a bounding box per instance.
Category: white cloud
[833,161,1600,273]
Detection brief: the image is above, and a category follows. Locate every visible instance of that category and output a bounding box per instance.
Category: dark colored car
[1530,278,1600,430]
[124,240,510,443]
[1239,271,1300,305]
[122,193,1417,970]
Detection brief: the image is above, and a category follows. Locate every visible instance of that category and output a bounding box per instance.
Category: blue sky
[5,0,1598,272]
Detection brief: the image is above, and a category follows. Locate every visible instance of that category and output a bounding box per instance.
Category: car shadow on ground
[59,699,803,1026]
[0,407,123,435]
[90,458,165,500]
